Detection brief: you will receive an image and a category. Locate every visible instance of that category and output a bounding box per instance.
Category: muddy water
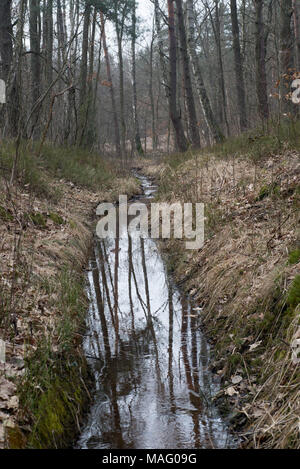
[77,175,235,450]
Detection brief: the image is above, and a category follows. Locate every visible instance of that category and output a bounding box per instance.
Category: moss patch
[18,268,92,449]
[26,212,47,228]
[288,248,300,265]
[287,275,300,309]
[0,205,13,222]
[256,182,280,201]
[25,359,91,449]
[49,212,65,225]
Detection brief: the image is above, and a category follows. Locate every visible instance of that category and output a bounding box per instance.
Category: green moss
[288,249,300,265]
[0,205,13,222]
[287,275,300,309]
[18,268,91,449]
[256,183,280,201]
[257,185,269,201]
[27,367,89,449]
[25,212,47,228]
[49,212,65,225]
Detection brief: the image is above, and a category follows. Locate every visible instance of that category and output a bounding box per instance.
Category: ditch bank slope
[0,153,139,449]
[142,149,300,449]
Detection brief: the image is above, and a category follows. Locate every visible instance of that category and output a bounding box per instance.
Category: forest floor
[0,144,139,448]
[140,130,300,449]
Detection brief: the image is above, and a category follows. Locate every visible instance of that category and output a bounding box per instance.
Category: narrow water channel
[77,174,235,450]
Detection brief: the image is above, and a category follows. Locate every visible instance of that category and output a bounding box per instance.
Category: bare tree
[186,0,224,143]
[0,0,13,83]
[176,0,201,148]
[293,0,300,71]
[29,0,42,139]
[168,0,188,152]
[131,0,143,155]
[78,1,91,145]
[100,11,122,156]
[279,0,294,114]
[0,0,299,153]
[204,0,230,134]
[0,0,13,132]
[230,0,248,131]
[254,0,269,121]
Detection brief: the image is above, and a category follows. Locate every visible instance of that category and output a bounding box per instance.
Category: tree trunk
[206,0,230,135]
[65,0,79,144]
[230,0,248,131]
[149,28,157,151]
[41,0,53,139]
[0,0,13,131]
[175,0,201,148]
[154,0,169,96]
[132,0,143,155]
[279,0,294,114]
[45,0,53,87]
[90,17,102,146]
[167,0,188,153]
[100,11,121,157]
[186,0,224,143]
[57,0,65,69]
[85,7,97,145]
[293,0,300,71]
[9,0,27,181]
[78,2,91,145]
[254,0,269,120]
[115,12,126,158]
[0,0,13,83]
[29,0,41,139]
[7,0,27,139]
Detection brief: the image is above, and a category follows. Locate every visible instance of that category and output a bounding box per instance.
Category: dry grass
[0,153,140,448]
[143,149,300,449]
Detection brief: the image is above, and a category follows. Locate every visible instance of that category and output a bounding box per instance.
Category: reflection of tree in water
[168,283,175,411]
[91,251,111,362]
[181,296,219,448]
[180,296,200,447]
[128,236,135,334]
[113,236,120,355]
[81,223,233,449]
[98,242,115,329]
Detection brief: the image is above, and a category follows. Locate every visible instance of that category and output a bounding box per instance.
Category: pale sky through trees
[138,0,154,20]
[106,0,155,53]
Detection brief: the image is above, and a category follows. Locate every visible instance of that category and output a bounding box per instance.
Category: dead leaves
[249,341,262,352]
[231,375,243,385]
[226,386,239,397]
[0,376,19,448]
[0,377,16,404]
